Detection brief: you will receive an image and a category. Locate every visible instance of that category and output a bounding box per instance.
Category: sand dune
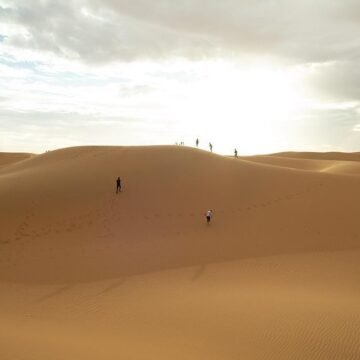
[243,154,360,175]
[1,146,360,359]
[0,152,33,168]
[240,155,331,172]
[273,151,360,162]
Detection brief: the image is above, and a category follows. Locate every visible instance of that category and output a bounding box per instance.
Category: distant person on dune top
[116,177,122,193]
[205,209,213,224]
[196,138,199,147]
[234,148,238,158]
[209,142,213,152]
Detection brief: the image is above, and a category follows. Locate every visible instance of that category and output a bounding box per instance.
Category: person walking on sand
[116,177,122,193]
[234,148,238,158]
[209,142,213,152]
[205,209,213,224]
[196,138,199,147]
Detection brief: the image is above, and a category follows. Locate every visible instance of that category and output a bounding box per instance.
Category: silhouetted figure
[209,142,213,152]
[205,209,213,224]
[196,138,199,147]
[116,177,122,193]
[234,148,238,158]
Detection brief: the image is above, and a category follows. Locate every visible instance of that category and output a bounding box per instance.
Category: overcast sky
[1,0,360,154]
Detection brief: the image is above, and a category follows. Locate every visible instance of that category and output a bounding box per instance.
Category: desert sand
[1,146,360,359]
[0,152,33,168]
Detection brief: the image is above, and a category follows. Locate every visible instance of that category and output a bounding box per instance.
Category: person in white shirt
[205,209,213,224]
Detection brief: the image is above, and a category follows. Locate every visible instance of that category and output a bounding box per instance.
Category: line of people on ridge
[197,138,238,158]
[178,138,238,158]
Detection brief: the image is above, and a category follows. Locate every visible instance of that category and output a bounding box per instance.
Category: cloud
[305,61,360,102]
[0,109,171,153]
[0,1,214,63]
[1,0,360,65]
[118,84,154,97]
[291,106,360,150]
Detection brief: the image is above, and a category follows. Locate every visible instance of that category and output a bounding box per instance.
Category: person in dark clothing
[234,148,238,158]
[209,142,213,152]
[116,177,122,193]
[196,138,199,147]
[205,209,213,224]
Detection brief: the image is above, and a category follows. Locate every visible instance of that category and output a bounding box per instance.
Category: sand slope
[243,154,360,175]
[1,146,360,359]
[0,152,33,168]
[272,151,360,162]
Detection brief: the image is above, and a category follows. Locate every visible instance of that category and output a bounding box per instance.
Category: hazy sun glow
[168,62,309,154]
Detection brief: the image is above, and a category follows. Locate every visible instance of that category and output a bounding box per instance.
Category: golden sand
[1,146,359,359]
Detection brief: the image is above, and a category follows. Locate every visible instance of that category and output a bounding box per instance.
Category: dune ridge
[272,151,360,162]
[243,154,360,175]
[0,152,34,168]
[1,146,360,359]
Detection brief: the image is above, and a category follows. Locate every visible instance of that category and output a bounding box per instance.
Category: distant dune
[272,151,360,162]
[1,146,360,359]
[243,153,360,175]
[0,152,34,168]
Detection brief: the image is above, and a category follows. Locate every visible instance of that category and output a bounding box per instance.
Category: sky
[1,0,360,155]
